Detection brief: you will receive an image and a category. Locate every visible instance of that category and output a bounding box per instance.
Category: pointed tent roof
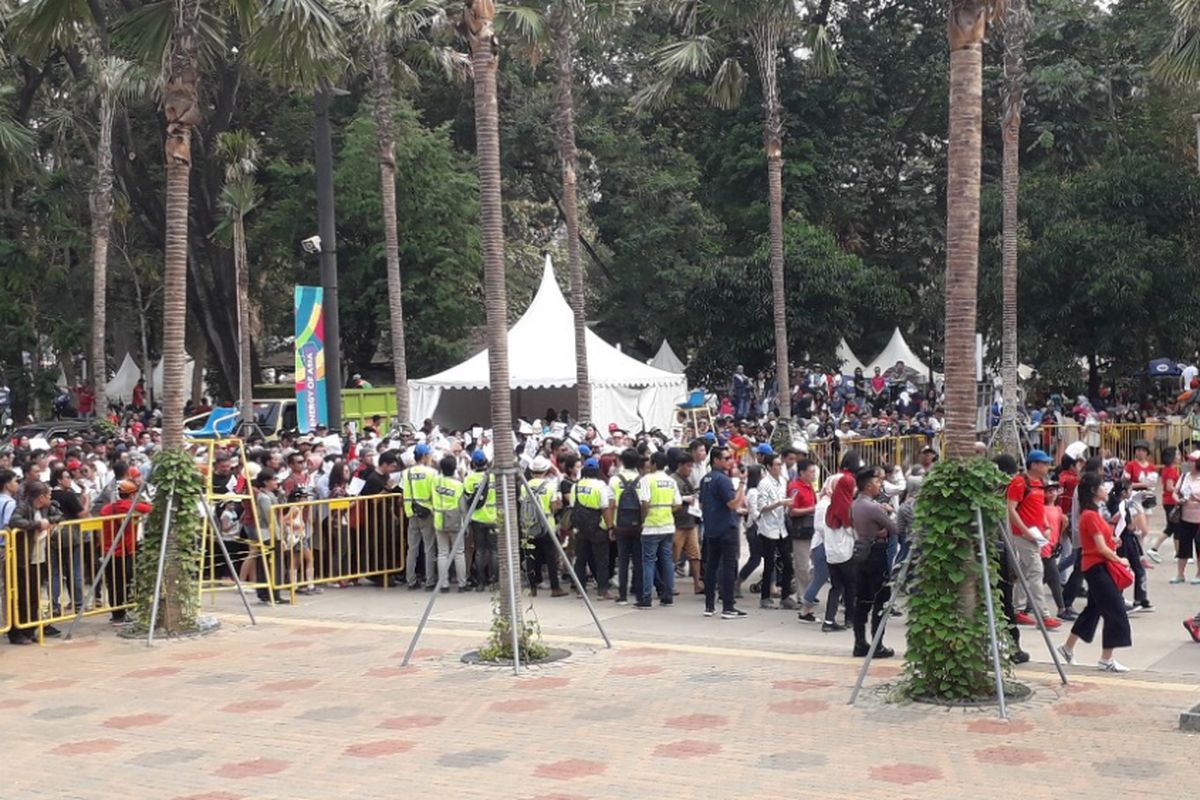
[836,338,866,374]
[650,339,686,373]
[413,256,685,390]
[866,328,931,377]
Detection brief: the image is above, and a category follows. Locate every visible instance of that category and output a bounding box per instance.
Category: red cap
[66,459,82,470]
[608,423,620,433]
[128,467,141,479]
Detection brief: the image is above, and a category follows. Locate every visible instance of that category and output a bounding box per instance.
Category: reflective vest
[571,478,606,510]
[524,477,555,516]
[403,463,436,517]
[644,470,677,529]
[431,475,464,531]
[463,470,496,526]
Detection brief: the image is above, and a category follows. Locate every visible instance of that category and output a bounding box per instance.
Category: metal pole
[848,532,918,705]
[500,471,521,675]
[401,470,489,666]
[65,481,151,640]
[1193,113,1200,176]
[516,471,612,648]
[314,85,343,431]
[995,521,1069,686]
[975,507,1008,721]
[146,493,175,647]
[196,499,256,625]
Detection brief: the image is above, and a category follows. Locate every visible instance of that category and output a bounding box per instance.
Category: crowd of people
[2,392,1199,666]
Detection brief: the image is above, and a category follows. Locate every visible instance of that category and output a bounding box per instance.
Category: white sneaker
[1097,659,1130,673]
[1146,548,1163,564]
[1056,644,1077,666]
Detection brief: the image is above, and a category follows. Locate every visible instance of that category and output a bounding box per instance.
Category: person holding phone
[700,446,747,619]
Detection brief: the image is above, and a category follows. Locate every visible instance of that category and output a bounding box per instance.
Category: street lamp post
[314,86,343,432]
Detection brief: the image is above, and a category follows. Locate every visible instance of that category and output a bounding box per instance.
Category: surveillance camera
[301,235,322,254]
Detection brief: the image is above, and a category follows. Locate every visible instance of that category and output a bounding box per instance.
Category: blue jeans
[50,538,84,615]
[703,531,739,612]
[640,533,674,604]
[803,543,829,607]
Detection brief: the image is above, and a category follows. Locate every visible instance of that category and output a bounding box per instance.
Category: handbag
[824,526,856,565]
[1106,559,1134,591]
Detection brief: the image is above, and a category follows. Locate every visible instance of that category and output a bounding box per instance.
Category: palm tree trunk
[552,11,590,423]
[752,26,791,419]
[466,1,520,628]
[944,1,988,460]
[90,93,115,418]
[235,215,254,424]
[998,0,1027,457]
[369,37,410,425]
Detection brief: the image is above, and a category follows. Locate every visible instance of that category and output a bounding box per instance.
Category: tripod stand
[402,467,612,675]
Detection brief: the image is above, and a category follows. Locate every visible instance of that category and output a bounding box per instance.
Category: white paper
[348,477,365,496]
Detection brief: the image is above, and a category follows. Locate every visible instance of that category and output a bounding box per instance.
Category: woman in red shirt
[1146,446,1179,564]
[1057,471,1133,672]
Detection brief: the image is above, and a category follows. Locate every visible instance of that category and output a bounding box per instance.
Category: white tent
[866,328,933,378]
[836,337,866,374]
[650,339,686,374]
[105,353,143,402]
[151,357,197,400]
[410,256,688,431]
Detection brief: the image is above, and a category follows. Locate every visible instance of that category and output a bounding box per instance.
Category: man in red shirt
[789,460,820,621]
[1007,449,1059,628]
[100,480,152,624]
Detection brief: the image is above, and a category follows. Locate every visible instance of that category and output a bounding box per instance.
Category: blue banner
[294,286,328,433]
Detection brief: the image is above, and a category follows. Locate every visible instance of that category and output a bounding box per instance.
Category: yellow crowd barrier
[1,529,11,637]
[268,494,406,596]
[10,512,144,641]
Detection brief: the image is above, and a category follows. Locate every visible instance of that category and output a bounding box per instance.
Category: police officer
[570,458,613,600]
[639,451,681,609]
[403,443,437,589]
[463,450,496,590]
[431,455,468,592]
[523,456,566,597]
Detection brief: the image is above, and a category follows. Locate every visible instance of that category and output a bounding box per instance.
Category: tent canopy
[836,338,866,374]
[410,256,688,430]
[866,328,932,378]
[650,339,686,373]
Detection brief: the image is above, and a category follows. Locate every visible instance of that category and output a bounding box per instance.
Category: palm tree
[215,131,262,430]
[636,0,836,419]
[1153,0,1200,85]
[460,0,522,637]
[944,0,996,460]
[997,0,1028,457]
[334,0,448,425]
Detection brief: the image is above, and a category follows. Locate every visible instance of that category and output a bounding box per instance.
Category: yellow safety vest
[524,477,555,516]
[463,471,496,525]
[644,471,677,529]
[431,475,464,531]
[403,463,436,517]
[571,478,606,510]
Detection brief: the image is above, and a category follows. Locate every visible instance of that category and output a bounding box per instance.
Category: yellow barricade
[805,439,838,480]
[269,494,406,595]
[1,529,11,637]
[11,512,144,641]
[199,500,279,600]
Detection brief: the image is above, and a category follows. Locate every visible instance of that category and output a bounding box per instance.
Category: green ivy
[901,458,1014,702]
[130,448,204,636]
[477,594,550,663]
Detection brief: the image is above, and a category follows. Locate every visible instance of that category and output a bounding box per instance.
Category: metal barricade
[199,500,279,601]
[269,494,405,595]
[11,513,143,641]
[806,439,838,479]
[1,529,11,637]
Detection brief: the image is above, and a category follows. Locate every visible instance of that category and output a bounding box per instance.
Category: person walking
[1057,471,1133,672]
[1170,450,1200,585]
[670,457,703,595]
[755,453,794,610]
[609,448,648,605]
[850,467,897,658]
[1007,450,1054,626]
[1147,446,1179,564]
[789,460,819,620]
[637,451,681,609]
[700,446,747,619]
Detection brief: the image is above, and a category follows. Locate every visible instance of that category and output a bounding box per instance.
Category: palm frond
[218,177,262,218]
[706,55,745,110]
[630,76,675,112]
[91,56,154,104]
[112,1,175,68]
[0,113,37,165]
[653,35,715,78]
[1173,0,1200,26]
[495,3,546,44]
[6,0,95,63]
[805,23,838,78]
[215,129,259,181]
[1152,28,1200,85]
[406,40,472,83]
[247,0,346,89]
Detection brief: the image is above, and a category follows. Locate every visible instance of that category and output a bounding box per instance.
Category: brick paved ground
[2,602,1196,800]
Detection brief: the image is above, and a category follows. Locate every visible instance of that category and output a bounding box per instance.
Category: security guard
[570,458,614,600]
[463,450,496,589]
[522,456,565,597]
[403,443,437,589]
[638,451,682,608]
[431,455,468,592]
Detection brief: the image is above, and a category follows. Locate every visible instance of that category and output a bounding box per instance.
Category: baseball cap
[530,456,551,473]
[413,443,431,458]
[608,422,620,433]
[703,431,717,444]
[66,458,82,470]
[471,450,488,465]
[754,443,774,456]
[1026,449,1053,465]
[578,444,592,457]
[117,479,138,496]
[583,457,600,470]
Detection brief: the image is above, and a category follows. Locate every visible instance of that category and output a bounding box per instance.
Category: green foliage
[131,448,204,636]
[902,458,1012,702]
[477,595,550,662]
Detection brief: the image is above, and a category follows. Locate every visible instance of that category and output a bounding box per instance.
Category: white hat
[530,456,551,473]
[1065,441,1089,461]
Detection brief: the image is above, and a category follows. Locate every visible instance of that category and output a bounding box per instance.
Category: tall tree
[459,0,523,643]
[215,130,262,429]
[997,0,1028,456]
[335,0,450,424]
[943,0,996,460]
[1153,0,1200,85]
[637,0,836,418]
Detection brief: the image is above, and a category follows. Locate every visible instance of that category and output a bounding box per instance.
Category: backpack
[572,483,604,536]
[520,480,551,536]
[615,474,643,530]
